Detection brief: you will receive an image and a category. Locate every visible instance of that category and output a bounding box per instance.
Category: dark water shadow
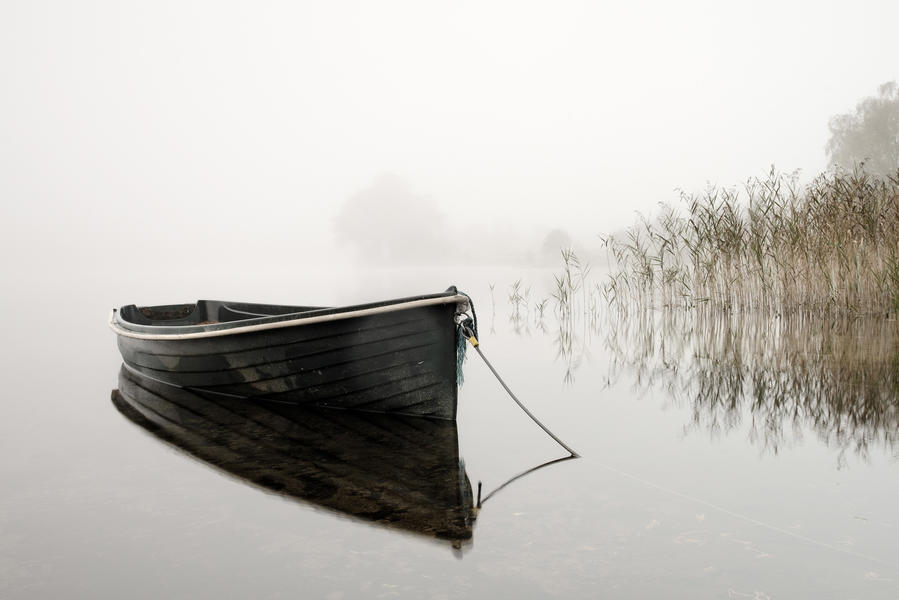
[112,366,476,552]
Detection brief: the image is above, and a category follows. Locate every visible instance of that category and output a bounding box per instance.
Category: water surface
[1,266,896,599]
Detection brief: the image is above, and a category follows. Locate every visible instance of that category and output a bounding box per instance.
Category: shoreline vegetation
[483,165,899,459]
[600,166,899,316]
[492,265,899,460]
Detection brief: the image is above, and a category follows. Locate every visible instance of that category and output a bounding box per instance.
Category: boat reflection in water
[111,366,476,550]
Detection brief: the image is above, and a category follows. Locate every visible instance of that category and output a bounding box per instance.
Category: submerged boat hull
[111,289,468,420]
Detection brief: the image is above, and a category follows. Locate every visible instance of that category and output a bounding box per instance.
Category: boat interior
[119,301,324,326]
[117,288,464,328]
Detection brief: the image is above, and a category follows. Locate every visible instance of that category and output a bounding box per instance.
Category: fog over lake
[4,0,899,276]
[2,2,898,598]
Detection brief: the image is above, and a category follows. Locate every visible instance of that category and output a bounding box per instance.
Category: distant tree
[539,229,572,263]
[826,81,899,177]
[333,174,455,264]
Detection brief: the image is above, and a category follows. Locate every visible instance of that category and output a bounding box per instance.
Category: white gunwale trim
[109,295,470,341]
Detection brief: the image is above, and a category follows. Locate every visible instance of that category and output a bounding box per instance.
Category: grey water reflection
[603,308,899,461]
[111,366,476,550]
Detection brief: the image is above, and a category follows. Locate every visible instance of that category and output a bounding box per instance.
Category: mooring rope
[459,321,580,458]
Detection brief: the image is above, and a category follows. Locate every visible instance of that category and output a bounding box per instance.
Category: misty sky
[2,0,898,275]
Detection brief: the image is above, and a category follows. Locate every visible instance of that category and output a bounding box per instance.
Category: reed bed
[603,167,899,315]
[525,166,899,454]
[491,259,897,458]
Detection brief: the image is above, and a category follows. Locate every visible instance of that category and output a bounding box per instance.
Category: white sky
[2,0,898,274]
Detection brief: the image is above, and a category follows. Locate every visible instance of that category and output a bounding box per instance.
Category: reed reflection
[111,366,476,550]
[604,308,899,461]
[550,252,602,386]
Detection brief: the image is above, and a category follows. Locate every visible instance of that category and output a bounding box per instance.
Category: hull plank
[112,289,467,420]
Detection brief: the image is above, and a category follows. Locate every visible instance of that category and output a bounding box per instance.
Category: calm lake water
[2,265,897,599]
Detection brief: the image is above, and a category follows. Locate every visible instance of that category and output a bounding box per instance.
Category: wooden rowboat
[110,287,471,420]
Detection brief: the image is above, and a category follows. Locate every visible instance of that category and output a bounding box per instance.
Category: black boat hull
[112,290,468,420]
